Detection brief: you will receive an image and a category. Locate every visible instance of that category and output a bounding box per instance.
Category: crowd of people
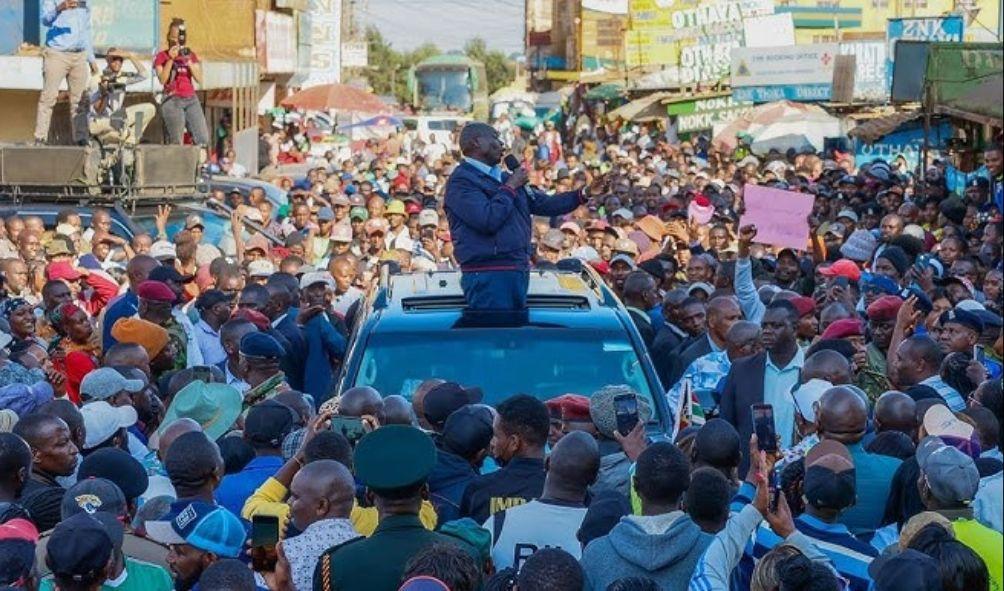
[0,96,1001,591]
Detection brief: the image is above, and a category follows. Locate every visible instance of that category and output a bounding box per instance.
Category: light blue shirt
[919,374,967,411]
[464,157,502,183]
[734,257,765,324]
[974,471,1003,533]
[763,347,804,449]
[667,350,731,417]
[41,0,95,62]
[194,319,227,367]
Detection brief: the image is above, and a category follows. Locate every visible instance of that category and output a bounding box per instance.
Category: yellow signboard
[625,29,679,67]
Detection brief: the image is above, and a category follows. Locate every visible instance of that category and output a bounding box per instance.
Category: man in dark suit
[444,122,607,310]
[653,296,707,386]
[719,299,804,473]
[622,271,661,348]
[665,295,743,387]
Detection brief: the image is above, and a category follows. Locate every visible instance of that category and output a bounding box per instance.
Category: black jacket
[719,351,768,474]
[665,333,713,388]
[428,448,478,525]
[459,457,545,525]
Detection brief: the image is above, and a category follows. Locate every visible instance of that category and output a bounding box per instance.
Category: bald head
[874,391,917,436]
[103,342,151,377]
[294,460,355,515]
[382,395,415,426]
[127,255,159,288]
[816,386,868,443]
[724,320,761,360]
[157,418,203,461]
[545,431,600,496]
[802,350,853,385]
[339,386,384,421]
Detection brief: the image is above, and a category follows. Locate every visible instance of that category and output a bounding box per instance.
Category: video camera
[100,70,127,92]
[177,20,190,57]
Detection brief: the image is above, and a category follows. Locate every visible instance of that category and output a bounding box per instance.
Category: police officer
[313,425,478,591]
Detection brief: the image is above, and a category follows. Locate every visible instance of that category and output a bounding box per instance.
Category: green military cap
[354,425,436,490]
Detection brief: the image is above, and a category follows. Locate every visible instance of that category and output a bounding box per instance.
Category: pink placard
[739,184,814,251]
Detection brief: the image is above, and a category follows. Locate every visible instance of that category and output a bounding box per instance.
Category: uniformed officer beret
[136,280,176,303]
[939,309,984,334]
[239,332,286,359]
[354,425,436,491]
[866,295,903,322]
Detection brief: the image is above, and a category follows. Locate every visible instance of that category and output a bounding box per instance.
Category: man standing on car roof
[444,122,609,310]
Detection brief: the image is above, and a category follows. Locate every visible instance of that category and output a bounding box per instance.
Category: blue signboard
[854,120,952,172]
[886,16,964,91]
[35,0,159,56]
[733,84,832,103]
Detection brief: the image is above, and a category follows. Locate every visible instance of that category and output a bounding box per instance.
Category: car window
[353,328,656,411]
[132,208,227,245]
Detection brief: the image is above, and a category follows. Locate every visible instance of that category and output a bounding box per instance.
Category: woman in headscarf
[0,298,43,350]
[48,303,101,364]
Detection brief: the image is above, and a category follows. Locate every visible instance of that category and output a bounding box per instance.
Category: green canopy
[585,83,626,101]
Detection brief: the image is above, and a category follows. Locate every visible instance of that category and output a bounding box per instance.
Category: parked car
[338,266,674,437]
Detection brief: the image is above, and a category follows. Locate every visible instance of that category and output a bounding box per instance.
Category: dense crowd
[0,110,1000,591]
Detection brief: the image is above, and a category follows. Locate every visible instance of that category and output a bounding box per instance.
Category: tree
[363,27,442,105]
[464,37,516,95]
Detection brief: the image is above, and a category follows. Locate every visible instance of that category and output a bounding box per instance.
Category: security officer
[314,425,478,591]
[239,331,290,407]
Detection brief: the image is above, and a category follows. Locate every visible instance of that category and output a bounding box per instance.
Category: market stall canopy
[281,83,389,113]
[585,83,626,101]
[608,91,675,122]
[847,111,922,144]
[712,101,841,154]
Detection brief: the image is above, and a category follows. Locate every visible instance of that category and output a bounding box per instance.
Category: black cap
[195,289,234,311]
[423,382,483,429]
[78,447,150,503]
[441,405,494,458]
[869,549,941,591]
[244,400,296,448]
[149,265,194,284]
[46,513,113,580]
[61,477,126,519]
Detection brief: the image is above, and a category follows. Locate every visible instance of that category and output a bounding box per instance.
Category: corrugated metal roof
[847,111,923,143]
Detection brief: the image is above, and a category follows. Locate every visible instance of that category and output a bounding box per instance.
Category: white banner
[743,13,794,48]
[303,0,342,87]
[730,44,839,87]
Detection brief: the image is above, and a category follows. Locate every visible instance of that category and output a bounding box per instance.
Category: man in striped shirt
[733,440,878,591]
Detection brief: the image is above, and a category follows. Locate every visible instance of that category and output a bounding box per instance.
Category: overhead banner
[304,0,342,86]
[886,16,963,90]
[667,95,754,133]
[731,43,837,102]
[839,40,887,102]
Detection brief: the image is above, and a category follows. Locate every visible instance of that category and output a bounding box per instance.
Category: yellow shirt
[953,518,1003,591]
[241,476,437,537]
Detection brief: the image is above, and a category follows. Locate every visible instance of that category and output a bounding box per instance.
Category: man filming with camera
[89,48,154,146]
[154,18,210,146]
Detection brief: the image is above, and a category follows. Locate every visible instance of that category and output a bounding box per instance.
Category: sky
[362,0,525,55]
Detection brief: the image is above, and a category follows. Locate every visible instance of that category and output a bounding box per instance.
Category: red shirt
[154,49,200,99]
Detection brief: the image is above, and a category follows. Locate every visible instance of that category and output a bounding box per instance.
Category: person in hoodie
[428,405,494,523]
[580,441,712,590]
[588,385,653,497]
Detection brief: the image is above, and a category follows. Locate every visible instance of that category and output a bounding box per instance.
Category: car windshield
[134,208,227,245]
[352,328,655,410]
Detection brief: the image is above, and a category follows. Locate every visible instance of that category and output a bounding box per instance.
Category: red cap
[45,261,81,281]
[821,318,864,340]
[405,202,422,215]
[0,518,39,543]
[589,260,610,275]
[791,296,816,318]
[137,280,176,303]
[587,220,610,232]
[866,295,903,322]
[818,259,861,282]
[546,394,592,422]
[692,194,711,207]
[232,308,270,331]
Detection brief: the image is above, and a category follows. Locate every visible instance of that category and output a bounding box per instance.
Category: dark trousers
[460,270,529,310]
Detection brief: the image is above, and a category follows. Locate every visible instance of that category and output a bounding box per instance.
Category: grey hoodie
[580,511,713,591]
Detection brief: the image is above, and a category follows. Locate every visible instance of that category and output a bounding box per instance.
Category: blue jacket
[428,448,478,525]
[444,160,584,271]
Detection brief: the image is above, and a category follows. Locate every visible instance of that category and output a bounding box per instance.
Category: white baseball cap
[331,224,353,243]
[792,379,833,423]
[299,271,336,290]
[418,209,440,228]
[81,401,138,449]
[150,240,177,260]
[79,368,144,403]
[247,259,275,278]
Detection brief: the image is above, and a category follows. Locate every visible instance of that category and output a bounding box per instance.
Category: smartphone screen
[329,416,367,442]
[751,404,778,453]
[613,394,639,436]
[251,515,279,548]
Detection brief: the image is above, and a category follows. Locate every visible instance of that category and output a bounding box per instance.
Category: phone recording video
[251,514,279,571]
[329,415,367,443]
[751,403,777,454]
[613,393,639,437]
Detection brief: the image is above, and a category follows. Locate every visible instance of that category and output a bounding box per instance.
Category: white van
[401,115,471,145]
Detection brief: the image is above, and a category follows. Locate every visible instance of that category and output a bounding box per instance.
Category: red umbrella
[281,83,388,113]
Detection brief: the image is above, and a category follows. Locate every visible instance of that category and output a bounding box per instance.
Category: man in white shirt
[483,431,600,572]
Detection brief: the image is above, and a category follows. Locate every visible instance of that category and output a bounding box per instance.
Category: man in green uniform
[313,425,478,591]
[137,280,188,371]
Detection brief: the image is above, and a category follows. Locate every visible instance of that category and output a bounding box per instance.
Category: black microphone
[503,154,521,172]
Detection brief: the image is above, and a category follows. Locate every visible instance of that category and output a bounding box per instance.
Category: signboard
[926,43,1003,124]
[255,10,295,73]
[731,44,838,87]
[584,0,628,13]
[886,16,964,90]
[740,184,814,251]
[891,40,929,102]
[581,8,627,70]
[743,13,794,48]
[668,95,753,133]
[341,41,368,67]
[303,0,342,86]
[839,41,887,102]
[732,84,831,102]
[854,121,952,170]
[626,30,679,67]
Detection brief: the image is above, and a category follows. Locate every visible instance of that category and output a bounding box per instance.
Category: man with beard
[147,502,246,591]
